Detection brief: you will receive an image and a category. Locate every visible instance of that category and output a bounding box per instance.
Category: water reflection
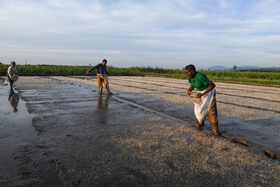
[9,89,19,112]
[94,95,111,125]
[97,94,110,110]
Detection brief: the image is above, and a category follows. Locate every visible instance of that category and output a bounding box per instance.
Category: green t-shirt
[188,72,210,91]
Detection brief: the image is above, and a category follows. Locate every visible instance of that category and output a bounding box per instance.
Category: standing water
[0,78,62,186]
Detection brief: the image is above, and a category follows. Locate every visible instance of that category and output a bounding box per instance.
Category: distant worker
[7,61,19,90]
[185,64,220,136]
[86,59,113,95]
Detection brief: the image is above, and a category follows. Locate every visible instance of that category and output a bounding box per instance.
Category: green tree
[233,65,237,71]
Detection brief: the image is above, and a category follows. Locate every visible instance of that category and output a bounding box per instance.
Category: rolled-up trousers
[97,75,110,94]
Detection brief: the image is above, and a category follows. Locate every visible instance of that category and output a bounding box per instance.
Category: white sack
[194,89,215,124]
[12,75,19,81]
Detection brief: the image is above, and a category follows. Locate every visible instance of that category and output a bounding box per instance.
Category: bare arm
[186,84,195,96]
[86,64,98,74]
[197,80,215,98]
[8,67,12,78]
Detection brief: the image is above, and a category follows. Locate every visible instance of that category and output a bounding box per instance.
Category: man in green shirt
[185,64,220,136]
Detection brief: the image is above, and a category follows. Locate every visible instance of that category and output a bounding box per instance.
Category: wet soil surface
[0,78,62,187]
[0,76,279,186]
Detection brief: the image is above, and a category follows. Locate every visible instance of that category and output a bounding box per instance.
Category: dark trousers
[7,75,14,89]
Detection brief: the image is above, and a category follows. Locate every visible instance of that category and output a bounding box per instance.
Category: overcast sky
[0,0,279,69]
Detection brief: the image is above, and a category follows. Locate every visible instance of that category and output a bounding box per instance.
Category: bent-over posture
[86,59,112,95]
[185,64,220,136]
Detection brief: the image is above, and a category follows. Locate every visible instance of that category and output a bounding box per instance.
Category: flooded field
[0,76,279,186]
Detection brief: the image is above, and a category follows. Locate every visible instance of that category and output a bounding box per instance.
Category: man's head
[185,64,196,78]
[11,61,16,66]
[102,59,107,66]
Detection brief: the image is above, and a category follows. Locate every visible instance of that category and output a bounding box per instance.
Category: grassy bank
[1,64,279,86]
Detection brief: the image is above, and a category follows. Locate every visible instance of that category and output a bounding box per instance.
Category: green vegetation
[200,70,280,86]
[0,64,88,76]
[1,64,279,86]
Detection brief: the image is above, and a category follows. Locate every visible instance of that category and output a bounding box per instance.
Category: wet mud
[0,78,62,187]
[0,76,280,186]
[69,76,280,156]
